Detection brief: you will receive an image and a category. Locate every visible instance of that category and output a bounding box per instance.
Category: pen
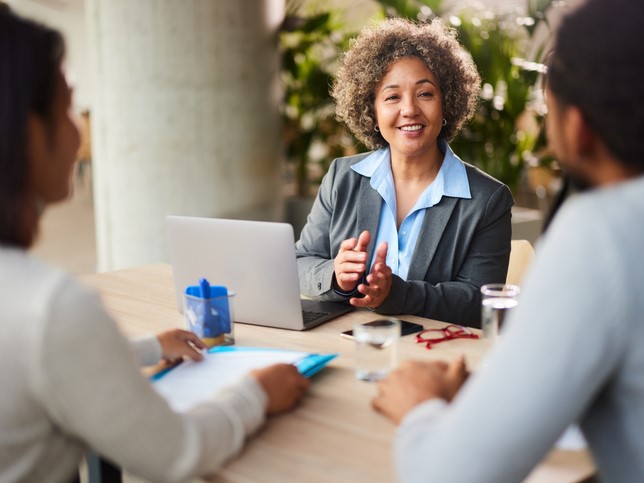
[199,278,210,299]
[188,340,207,357]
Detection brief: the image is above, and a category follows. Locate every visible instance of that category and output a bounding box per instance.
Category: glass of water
[481,284,520,340]
[354,319,400,382]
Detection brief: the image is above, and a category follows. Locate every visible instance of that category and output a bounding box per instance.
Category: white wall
[88,0,286,270]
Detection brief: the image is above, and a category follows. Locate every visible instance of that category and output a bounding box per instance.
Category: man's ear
[565,105,596,161]
[25,114,46,165]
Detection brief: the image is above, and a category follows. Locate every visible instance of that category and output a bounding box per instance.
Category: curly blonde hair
[332,17,480,150]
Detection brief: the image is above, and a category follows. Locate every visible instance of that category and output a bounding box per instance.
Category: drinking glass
[354,319,400,381]
[480,284,520,340]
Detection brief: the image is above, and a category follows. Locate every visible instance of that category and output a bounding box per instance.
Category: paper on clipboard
[152,347,336,412]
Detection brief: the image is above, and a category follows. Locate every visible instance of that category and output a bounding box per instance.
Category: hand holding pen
[157,329,207,363]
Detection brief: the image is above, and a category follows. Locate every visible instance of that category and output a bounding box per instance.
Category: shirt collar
[440,142,472,200]
[351,142,472,205]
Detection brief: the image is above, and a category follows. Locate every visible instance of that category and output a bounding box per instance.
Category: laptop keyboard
[302,310,329,325]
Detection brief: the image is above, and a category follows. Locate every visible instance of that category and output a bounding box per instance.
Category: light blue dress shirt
[351,143,472,280]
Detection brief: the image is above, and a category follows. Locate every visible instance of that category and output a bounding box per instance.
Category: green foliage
[376,0,444,20]
[280,2,362,197]
[450,10,542,192]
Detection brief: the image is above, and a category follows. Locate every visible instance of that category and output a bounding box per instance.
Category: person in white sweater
[371,0,644,481]
[0,8,309,483]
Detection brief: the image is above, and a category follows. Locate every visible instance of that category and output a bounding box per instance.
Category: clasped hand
[372,357,468,425]
[333,230,392,309]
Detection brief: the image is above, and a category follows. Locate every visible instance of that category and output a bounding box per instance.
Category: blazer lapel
[408,197,458,280]
[357,176,382,271]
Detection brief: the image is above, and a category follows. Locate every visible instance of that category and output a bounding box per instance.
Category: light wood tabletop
[81,264,595,483]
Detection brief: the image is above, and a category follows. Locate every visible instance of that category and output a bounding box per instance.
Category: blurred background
[9,0,582,276]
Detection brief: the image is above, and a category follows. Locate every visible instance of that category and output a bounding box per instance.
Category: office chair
[507,239,535,286]
[83,452,122,483]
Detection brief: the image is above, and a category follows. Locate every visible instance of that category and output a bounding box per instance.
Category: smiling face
[374,57,444,164]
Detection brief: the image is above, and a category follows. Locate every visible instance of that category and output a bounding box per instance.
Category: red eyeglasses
[415,324,479,349]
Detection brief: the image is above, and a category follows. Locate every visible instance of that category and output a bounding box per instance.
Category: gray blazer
[295,151,514,327]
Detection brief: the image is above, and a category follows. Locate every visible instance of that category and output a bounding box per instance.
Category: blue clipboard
[151,346,337,381]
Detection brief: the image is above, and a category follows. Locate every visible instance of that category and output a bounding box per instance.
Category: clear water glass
[354,319,400,381]
[481,283,520,340]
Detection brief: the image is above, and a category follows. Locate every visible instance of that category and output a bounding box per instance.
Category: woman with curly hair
[295,18,513,326]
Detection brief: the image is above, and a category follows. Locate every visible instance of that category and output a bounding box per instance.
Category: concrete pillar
[87,0,284,271]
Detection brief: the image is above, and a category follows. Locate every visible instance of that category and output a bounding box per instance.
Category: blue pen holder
[184,286,235,347]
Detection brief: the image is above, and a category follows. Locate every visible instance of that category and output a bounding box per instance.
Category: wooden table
[81,264,595,483]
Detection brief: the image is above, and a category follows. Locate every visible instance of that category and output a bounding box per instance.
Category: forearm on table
[377,277,480,326]
[40,285,268,482]
[392,365,553,483]
[128,335,162,366]
[181,376,267,477]
[394,398,450,483]
[395,312,613,482]
[45,347,267,482]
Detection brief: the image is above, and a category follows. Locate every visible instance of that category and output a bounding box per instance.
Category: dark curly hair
[331,17,480,150]
[547,0,644,172]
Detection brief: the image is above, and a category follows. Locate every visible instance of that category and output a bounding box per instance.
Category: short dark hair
[0,7,65,247]
[547,0,644,172]
[331,17,480,150]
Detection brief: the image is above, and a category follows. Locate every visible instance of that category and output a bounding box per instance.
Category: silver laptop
[166,216,354,330]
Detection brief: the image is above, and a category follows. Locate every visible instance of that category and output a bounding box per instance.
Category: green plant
[280,1,363,197]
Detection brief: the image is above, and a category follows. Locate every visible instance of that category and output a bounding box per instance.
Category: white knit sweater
[0,248,267,483]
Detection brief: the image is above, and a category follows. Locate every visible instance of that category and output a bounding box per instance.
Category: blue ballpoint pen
[199,278,210,299]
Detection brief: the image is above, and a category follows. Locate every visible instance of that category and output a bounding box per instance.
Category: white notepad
[152,347,335,412]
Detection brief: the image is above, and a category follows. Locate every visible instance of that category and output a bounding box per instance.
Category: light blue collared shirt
[351,143,472,280]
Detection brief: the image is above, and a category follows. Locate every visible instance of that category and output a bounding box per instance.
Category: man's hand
[251,364,310,416]
[372,357,468,425]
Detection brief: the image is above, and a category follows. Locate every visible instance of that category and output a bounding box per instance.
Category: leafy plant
[280,1,363,197]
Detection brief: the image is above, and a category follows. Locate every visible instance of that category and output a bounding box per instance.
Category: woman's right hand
[251,364,310,416]
[333,230,370,292]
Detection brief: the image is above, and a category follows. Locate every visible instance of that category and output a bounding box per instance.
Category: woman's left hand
[157,329,207,363]
[351,241,392,309]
